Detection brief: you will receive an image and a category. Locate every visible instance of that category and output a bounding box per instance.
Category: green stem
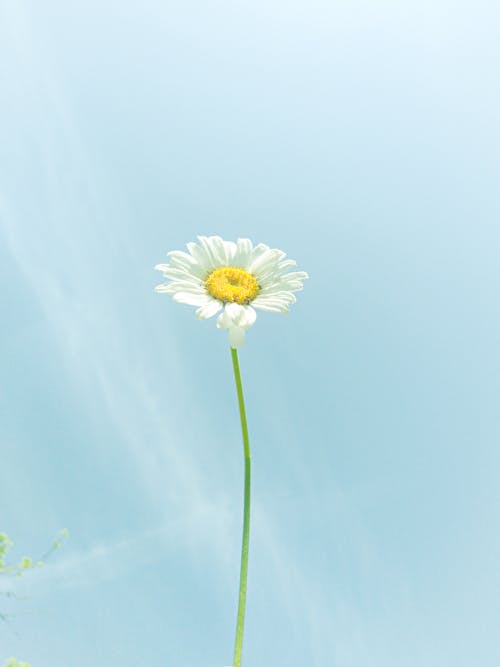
[231,348,251,667]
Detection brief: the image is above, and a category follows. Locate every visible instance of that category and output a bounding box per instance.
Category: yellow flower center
[205,267,259,304]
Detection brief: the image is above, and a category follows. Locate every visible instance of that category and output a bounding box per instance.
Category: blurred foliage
[1,530,69,667]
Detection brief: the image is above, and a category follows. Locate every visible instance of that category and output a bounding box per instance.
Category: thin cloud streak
[27,523,179,592]
[0,5,378,661]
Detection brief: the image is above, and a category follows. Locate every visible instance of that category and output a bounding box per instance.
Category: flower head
[155,236,308,348]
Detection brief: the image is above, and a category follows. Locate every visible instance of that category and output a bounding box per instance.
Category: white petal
[249,248,286,277]
[196,299,223,319]
[154,263,171,272]
[187,241,212,272]
[281,281,304,291]
[247,243,271,266]
[257,265,295,284]
[281,271,309,283]
[222,240,237,265]
[172,292,210,306]
[209,235,237,266]
[156,280,204,295]
[256,290,296,304]
[276,259,297,271]
[167,251,206,276]
[228,326,246,349]
[167,250,198,266]
[233,238,253,269]
[216,310,232,329]
[260,278,305,294]
[222,303,257,328]
[198,236,224,267]
[245,243,269,271]
[252,293,294,313]
[270,289,297,301]
[224,302,246,324]
[162,281,206,294]
[241,305,257,327]
[252,302,288,313]
[155,283,175,293]
[257,263,301,287]
[161,267,203,284]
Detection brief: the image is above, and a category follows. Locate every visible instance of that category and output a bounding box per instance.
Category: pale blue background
[1,1,499,665]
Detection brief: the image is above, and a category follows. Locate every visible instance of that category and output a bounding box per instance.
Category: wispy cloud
[0,5,383,663]
[27,524,175,591]
[0,0,239,578]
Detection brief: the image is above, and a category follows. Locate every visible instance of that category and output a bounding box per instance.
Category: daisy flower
[155,235,308,348]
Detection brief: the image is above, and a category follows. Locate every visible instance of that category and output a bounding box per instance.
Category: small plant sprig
[2,659,31,667]
[0,532,37,578]
[0,530,69,578]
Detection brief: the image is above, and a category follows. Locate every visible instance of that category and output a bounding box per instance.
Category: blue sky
[1,1,499,665]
